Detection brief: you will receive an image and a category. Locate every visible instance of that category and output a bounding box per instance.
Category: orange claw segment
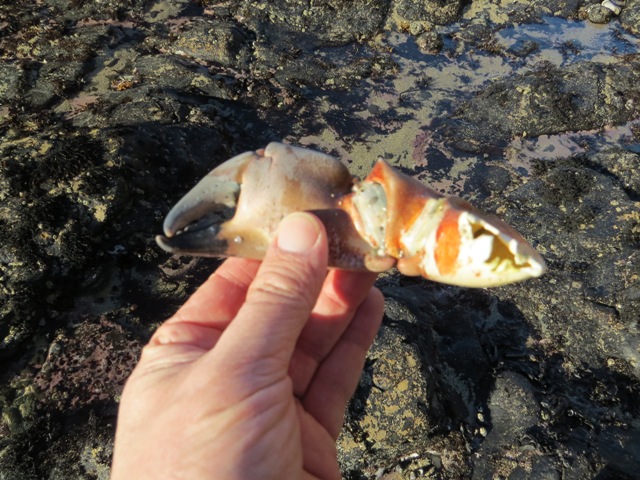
[366,160,436,257]
[434,208,461,276]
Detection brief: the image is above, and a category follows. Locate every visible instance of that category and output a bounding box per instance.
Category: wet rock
[415,31,444,54]
[170,18,254,69]
[338,281,545,477]
[472,372,540,479]
[0,106,248,361]
[3,23,104,110]
[0,409,116,480]
[43,0,148,22]
[229,1,397,93]
[463,0,581,27]
[596,426,640,478]
[390,0,464,26]
[465,165,513,198]
[620,1,640,34]
[339,291,481,478]
[503,152,640,372]
[0,131,114,353]
[339,296,439,473]
[507,39,540,58]
[587,3,615,23]
[619,283,640,327]
[449,60,640,153]
[234,0,388,44]
[591,149,640,199]
[0,62,24,103]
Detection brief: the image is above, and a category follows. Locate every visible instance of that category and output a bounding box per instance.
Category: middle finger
[289,268,378,396]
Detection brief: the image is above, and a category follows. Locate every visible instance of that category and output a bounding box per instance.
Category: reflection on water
[506,119,640,174]
[496,17,640,66]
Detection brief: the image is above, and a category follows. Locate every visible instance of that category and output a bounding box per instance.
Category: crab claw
[156,142,390,270]
[157,150,252,257]
[342,160,547,287]
[157,142,546,288]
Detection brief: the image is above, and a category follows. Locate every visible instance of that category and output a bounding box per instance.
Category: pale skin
[111,212,385,480]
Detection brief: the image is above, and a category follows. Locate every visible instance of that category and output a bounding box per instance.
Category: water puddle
[506,119,640,175]
[495,17,640,67]
[292,15,639,191]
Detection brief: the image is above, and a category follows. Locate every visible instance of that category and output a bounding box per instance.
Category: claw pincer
[157,142,546,287]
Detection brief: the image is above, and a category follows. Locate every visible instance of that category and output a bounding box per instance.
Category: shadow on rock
[339,280,540,477]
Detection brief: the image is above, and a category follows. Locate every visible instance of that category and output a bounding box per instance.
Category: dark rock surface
[449,61,640,153]
[1,0,639,479]
[620,0,640,33]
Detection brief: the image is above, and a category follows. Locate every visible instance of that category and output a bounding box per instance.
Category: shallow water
[506,119,640,175]
[293,16,639,191]
[496,16,640,66]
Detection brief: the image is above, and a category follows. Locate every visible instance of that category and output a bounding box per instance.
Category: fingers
[148,257,261,350]
[170,258,261,327]
[302,287,384,439]
[289,269,378,397]
[209,213,329,383]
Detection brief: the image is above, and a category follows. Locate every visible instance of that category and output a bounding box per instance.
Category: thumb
[209,212,328,380]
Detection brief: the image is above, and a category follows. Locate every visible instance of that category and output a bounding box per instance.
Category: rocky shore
[1,0,639,478]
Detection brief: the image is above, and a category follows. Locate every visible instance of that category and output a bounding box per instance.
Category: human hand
[111,212,384,480]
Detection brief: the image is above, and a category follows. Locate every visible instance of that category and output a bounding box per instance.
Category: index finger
[169,257,261,328]
[148,257,261,349]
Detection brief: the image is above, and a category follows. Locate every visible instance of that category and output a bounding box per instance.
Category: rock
[587,4,615,23]
[33,317,142,410]
[449,61,640,153]
[620,0,640,34]
[390,0,464,26]
[171,18,254,69]
[339,296,439,473]
[415,31,444,54]
[472,372,541,479]
[234,0,389,44]
[591,149,640,203]
[42,0,148,22]
[1,1,640,479]
[485,372,539,445]
[0,63,24,103]
[596,427,640,478]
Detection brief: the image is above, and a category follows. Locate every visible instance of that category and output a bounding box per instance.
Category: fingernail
[277,213,321,253]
